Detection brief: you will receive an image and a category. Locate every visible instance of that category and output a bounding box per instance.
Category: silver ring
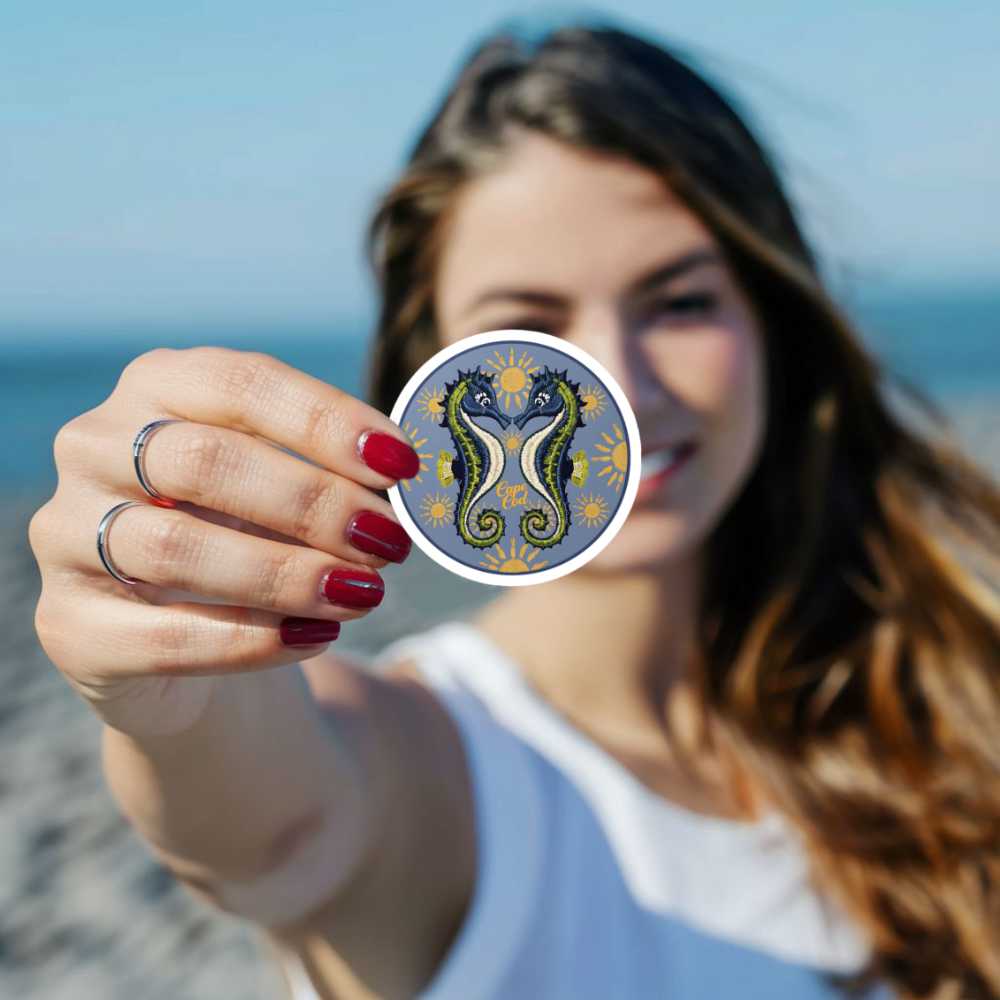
[133,418,184,503]
[97,500,147,585]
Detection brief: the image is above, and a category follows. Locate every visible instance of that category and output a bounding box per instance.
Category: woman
[28,20,999,1000]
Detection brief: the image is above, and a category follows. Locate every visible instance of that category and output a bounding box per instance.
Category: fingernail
[280,617,341,646]
[356,430,420,480]
[346,510,412,563]
[321,567,385,608]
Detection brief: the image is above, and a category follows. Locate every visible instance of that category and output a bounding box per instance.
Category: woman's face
[433,130,767,574]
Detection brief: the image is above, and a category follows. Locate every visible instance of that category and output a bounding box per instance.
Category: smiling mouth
[634,441,698,503]
[639,441,696,480]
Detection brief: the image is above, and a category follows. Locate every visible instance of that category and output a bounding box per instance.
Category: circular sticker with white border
[388,329,641,586]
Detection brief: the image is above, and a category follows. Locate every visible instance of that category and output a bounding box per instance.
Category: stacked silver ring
[96,500,148,585]
[96,418,184,586]
[133,418,184,504]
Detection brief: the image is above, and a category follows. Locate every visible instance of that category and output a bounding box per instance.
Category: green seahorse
[435,367,512,547]
[511,367,587,548]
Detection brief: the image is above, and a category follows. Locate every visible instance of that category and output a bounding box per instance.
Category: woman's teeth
[640,445,688,480]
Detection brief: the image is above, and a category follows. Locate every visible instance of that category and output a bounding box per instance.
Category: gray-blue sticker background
[396,339,637,576]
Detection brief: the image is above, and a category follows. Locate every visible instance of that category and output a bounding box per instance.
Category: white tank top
[277,619,894,999]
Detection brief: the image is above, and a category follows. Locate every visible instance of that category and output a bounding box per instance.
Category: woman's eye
[646,293,716,319]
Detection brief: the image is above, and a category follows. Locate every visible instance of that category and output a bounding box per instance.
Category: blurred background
[3,2,997,997]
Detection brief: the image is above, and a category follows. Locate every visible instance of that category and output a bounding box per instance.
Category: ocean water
[3,330,372,500]
[3,289,997,500]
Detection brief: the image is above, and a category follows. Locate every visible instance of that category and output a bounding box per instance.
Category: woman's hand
[27,346,420,739]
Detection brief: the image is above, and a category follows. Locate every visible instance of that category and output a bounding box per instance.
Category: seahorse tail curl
[461,506,505,547]
[520,504,565,547]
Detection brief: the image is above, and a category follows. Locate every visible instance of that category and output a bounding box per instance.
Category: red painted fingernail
[356,430,420,480]
[321,568,385,608]
[346,510,412,563]
[280,617,341,646]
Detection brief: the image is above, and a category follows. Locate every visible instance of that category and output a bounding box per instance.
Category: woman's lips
[635,441,697,504]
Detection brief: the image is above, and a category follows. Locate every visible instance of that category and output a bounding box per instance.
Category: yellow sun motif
[482,347,540,414]
[415,385,446,423]
[573,492,610,528]
[501,426,524,452]
[578,383,608,423]
[420,491,454,529]
[592,423,629,492]
[479,537,549,574]
[397,420,435,492]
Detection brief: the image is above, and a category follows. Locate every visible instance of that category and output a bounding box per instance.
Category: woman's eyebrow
[626,247,722,297]
[459,247,722,318]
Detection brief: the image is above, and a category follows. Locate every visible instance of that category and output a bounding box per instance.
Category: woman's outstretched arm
[101,653,376,924]
[103,647,477,998]
[26,344,474,989]
[262,654,478,999]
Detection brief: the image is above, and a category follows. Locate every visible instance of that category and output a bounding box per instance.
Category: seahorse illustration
[435,367,512,547]
[512,366,588,547]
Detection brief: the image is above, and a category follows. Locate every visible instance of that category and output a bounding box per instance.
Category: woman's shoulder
[372,617,519,689]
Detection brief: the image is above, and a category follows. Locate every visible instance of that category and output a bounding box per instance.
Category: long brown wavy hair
[360,20,1000,1000]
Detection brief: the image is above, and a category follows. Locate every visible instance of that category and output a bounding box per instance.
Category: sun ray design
[591,422,629,493]
[578,383,608,423]
[573,492,611,528]
[478,536,549,574]
[397,420,435,492]
[419,491,454,529]
[415,385,446,422]
[482,347,540,414]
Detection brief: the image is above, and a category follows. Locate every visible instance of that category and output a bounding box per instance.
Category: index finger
[131,347,422,487]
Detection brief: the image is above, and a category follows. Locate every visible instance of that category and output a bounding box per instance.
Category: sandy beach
[2,395,996,999]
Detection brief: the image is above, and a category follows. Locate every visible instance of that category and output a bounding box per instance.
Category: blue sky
[2,1,997,338]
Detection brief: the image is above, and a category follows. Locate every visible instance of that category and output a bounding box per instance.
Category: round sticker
[388,329,641,586]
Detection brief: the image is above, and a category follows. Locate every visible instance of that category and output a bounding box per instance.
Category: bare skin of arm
[261,652,478,1000]
[103,647,477,1000]
[102,659,366,894]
